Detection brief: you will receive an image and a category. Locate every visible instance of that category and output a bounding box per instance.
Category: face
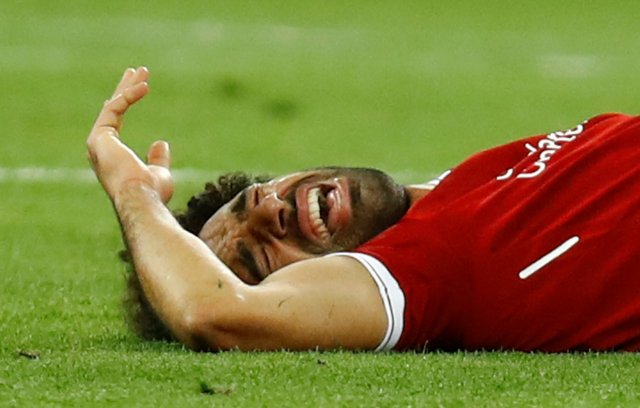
[198,167,408,284]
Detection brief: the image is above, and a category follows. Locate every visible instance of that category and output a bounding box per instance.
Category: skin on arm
[87,67,388,351]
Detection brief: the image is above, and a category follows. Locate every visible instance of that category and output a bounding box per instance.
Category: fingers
[147,140,171,168]
[111,67,136,99]
[96,82,149,130]
[92,67,150,135]
[112,66,149,100]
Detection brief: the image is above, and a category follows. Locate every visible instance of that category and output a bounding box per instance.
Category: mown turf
[4,349,640,406]
[1,0,639,406]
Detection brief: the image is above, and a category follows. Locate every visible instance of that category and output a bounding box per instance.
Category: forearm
[114,182,241,347]
[88,67,386,352]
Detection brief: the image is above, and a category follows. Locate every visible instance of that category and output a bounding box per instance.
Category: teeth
[307,187,330,240]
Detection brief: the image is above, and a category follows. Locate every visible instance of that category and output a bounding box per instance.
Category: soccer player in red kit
[88,67,640,352]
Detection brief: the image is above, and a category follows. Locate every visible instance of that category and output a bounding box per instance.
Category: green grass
[1,0,639,406]
[4,350,640,406]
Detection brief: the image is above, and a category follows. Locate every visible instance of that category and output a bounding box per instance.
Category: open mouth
[295,177,351,245]
[306,186,331,240]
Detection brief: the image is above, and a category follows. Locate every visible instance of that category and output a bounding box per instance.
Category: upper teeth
[307,187,329,240]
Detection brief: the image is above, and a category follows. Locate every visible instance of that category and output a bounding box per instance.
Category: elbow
[179,313,218,352]
[177,304,246,352]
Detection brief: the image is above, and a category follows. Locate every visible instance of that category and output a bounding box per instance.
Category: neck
[404,184,433,207]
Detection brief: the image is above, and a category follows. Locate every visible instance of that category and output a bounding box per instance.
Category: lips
[295,177,352,245]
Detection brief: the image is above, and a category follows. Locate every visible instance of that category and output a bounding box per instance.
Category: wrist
[113,180,164,221]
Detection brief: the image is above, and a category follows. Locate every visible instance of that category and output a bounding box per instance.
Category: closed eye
[237,242,263,284]
[278,209,286,231]
[252,185,260,206]
[262,247,273,274]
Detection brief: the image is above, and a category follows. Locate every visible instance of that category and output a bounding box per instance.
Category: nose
[248,190,287,238]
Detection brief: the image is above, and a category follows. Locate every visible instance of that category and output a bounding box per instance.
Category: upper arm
[192,255,389,351]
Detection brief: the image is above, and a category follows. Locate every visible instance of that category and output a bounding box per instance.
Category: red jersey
[338,113,640,352]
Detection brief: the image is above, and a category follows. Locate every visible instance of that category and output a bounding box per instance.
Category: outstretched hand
[87,67,174,204]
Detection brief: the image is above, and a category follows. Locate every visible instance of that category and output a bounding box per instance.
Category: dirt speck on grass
[199,381,234,396]
[17,349,40,360]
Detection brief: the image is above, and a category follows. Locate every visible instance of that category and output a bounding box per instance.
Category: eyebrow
[237,242,263,283]
[230,188,248,216]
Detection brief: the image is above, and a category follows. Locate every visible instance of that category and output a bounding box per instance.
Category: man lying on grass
[88,67,640,352]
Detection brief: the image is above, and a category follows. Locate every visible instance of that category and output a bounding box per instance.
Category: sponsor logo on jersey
[496,122,586,181]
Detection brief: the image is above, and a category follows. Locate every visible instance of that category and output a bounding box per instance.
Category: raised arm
[87,68,388,351]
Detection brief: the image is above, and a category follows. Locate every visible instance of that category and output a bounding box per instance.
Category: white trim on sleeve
[328,252,405,351]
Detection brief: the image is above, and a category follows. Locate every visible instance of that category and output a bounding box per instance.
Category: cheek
[230,262,258,285]
[211,244,260,284]
[269,241,318,271]
[331,213,371,250]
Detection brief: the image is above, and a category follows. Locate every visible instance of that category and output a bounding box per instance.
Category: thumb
[147,140,171,168]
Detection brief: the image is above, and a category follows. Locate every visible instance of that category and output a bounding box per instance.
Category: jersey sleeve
[326,252,405,351]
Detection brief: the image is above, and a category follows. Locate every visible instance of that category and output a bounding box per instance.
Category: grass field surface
[1,0,639,406]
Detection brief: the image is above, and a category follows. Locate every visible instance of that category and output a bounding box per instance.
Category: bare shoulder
[211,255,388,351]
[262,253,377,286]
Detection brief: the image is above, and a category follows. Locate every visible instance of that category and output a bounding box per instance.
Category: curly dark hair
[121,172,270,341]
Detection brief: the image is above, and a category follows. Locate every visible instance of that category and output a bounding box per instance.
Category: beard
[332,167,409,250]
